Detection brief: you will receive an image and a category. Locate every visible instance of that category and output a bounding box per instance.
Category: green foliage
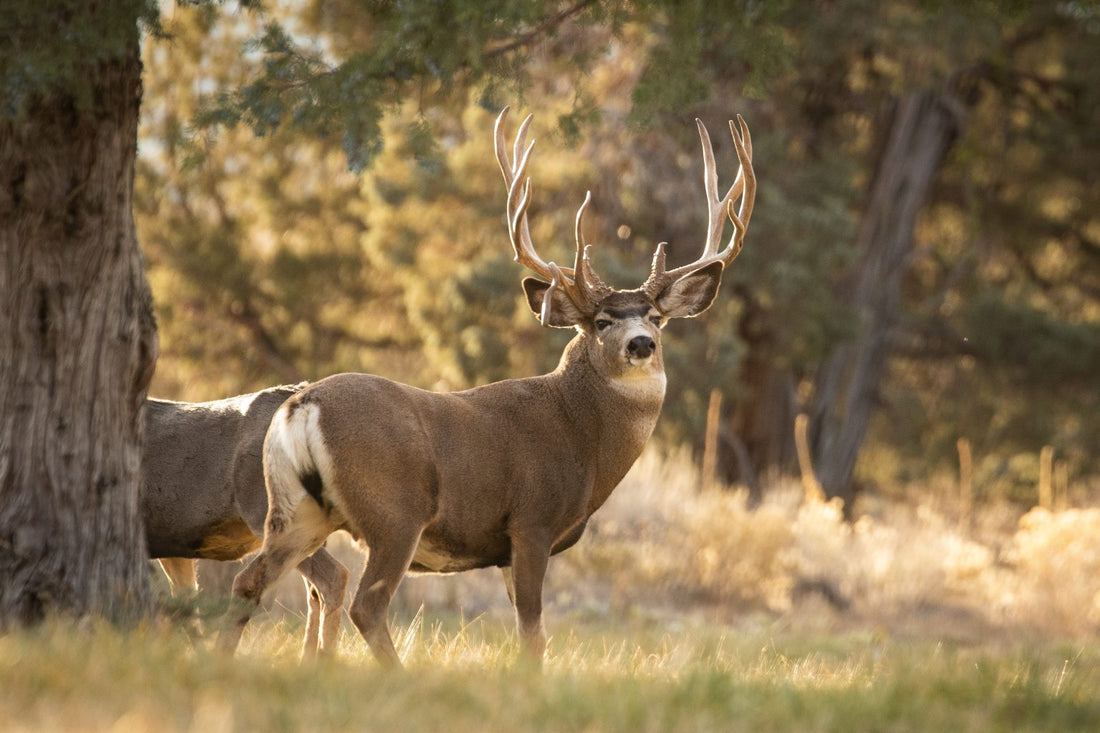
[870,1,1100,484]
[962,295,1100,388]
[0,0,157,117]
[137,7,388,397]
[136,0,1100,493]
[192,0,604,170]
[628,0,788,124]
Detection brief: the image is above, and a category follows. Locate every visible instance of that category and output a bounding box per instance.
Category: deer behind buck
[219,109,755,666]
[142,384,349,657]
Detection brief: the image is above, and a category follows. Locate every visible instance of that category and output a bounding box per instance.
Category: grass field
[3,450,1098,731]
[1,615,1097,732]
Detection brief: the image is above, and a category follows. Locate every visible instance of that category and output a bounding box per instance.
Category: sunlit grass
[2,615,1098,732]
[7,449,1100,730]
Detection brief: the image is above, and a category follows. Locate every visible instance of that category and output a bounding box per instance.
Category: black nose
[627,335,656,359]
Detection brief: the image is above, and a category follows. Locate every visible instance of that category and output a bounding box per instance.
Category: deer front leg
[508,530,551,663]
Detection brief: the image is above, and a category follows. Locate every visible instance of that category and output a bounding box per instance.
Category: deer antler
[643,115,755,298]
[494,108,612,319]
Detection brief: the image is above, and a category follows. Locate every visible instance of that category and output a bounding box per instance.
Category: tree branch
[483,0,598,59]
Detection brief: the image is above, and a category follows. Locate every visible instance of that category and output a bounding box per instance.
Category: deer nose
[626,335,656,359]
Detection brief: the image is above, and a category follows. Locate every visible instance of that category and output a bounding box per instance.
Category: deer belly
[408,534,510,574]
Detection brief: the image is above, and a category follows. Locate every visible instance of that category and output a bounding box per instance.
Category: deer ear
[655,261,724,318]
[522,277,587,328]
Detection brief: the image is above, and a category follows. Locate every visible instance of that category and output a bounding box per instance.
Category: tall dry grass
[551,449,1100,640]
[224,448,1100,646]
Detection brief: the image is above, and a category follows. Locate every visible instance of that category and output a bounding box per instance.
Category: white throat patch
[610,370,667,400]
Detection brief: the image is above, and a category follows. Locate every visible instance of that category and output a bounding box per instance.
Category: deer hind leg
[500,566,517,607]
[217,496,332,655]
[296,547,350,659]
[347,520,426,668]
[302,580,322,656]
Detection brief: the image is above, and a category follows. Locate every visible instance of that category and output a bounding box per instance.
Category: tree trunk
[0,23,157,627]
[723,351,798,502]
[716,293,799,500]
[808,90,963,509]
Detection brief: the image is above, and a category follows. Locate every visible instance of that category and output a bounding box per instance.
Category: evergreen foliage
[0,0,159,117]
[134,0,1100,499]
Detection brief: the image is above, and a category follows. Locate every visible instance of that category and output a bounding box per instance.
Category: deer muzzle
[626,335,656,360]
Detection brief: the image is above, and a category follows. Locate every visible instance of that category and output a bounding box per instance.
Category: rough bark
[723,351,798,502]
[808,90,963,509]
[715,293,799,501]
[0,26,157,627]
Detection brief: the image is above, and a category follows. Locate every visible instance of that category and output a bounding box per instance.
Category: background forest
[137,0,1099,510]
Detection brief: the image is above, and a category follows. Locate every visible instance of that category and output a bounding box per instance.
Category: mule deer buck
[142,384,349,656]
[218,108,754,666]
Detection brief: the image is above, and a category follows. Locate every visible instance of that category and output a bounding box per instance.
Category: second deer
[218,108,755,666]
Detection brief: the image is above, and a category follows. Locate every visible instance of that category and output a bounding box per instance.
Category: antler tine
[493,106,515,184]
[643,115,755,296]
[574,189,591,259]
[573,191,613,302]
[494,107,534,187]
[705,114,755,265]
[696,120,723,259]
[698,117,750,259]
[507,171,561,283]
[494,108,611,315]
[730,114,755,231]
[495,108,558,283]
[513,114,533,180]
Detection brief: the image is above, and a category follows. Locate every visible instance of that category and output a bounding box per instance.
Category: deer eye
[649,315,663,326]
[594,319,613,331]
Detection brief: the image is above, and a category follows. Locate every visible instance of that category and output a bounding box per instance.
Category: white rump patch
[264,401,341,532]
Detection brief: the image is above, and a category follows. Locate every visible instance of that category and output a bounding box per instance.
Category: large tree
[0,1,158,627]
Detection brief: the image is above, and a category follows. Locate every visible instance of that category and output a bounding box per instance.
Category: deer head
[493,108,755,385]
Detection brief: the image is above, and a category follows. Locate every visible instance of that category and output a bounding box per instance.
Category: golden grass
[181,448,1100,643]
[7,449,1099,731]
[1,616,1098,732]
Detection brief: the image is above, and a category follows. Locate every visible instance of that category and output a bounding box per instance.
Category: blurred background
[138,1,1099,636]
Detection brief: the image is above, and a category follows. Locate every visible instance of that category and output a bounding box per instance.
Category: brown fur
[219,110,753,667]
[221,287,717,667]
[141,385,349,657]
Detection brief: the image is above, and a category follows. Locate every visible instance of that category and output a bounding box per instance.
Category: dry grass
[191,448,1100,646]
[1,614,1097,732]
[15,449,1095,731]
[325,448,1098,646]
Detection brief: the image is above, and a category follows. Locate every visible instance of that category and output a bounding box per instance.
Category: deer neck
[551,334,666,513]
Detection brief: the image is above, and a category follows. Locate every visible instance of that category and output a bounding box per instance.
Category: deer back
[141,383,304,559]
